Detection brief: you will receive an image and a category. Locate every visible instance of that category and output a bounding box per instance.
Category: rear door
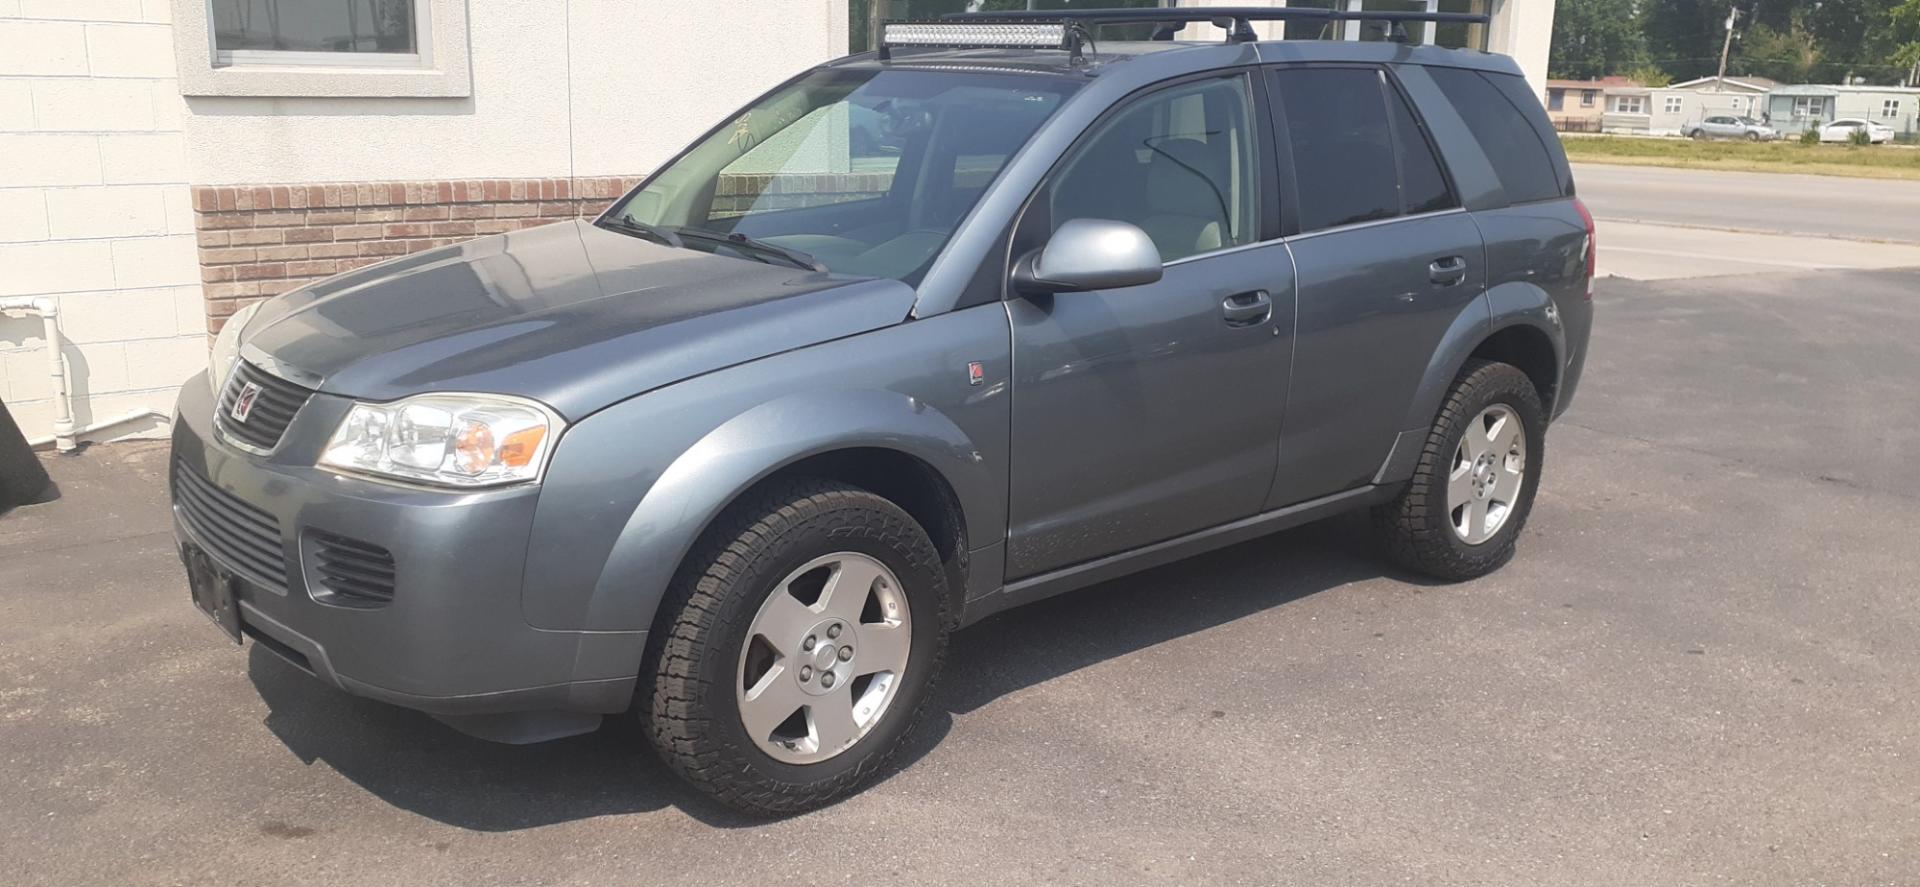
[1262,64,1486,508]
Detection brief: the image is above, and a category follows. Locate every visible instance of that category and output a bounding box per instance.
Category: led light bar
[881,21,1071,50]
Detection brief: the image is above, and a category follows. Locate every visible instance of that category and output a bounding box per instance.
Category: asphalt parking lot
[7,270,1920,884]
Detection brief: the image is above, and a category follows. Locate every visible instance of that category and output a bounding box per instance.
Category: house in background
[1545,77,1635,131]
[2,0,1557,447]
[1763,84,1920,138]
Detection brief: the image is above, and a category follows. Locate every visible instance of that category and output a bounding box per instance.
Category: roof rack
[915,6,1489,48]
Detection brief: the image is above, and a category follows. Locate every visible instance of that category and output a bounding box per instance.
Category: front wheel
[1746,131,1761,141]
[1370,359,1546,581]
[1691,130,1707,140]
[639,478,950,815]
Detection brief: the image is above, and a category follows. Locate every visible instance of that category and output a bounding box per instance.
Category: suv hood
[241,220,916,420]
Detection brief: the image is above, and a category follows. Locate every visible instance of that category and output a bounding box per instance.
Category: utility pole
[1714,4,1741,91]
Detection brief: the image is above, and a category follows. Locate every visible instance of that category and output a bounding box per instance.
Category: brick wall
[192,175,645,332]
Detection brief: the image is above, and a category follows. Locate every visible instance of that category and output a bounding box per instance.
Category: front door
[1004,72,1295,579]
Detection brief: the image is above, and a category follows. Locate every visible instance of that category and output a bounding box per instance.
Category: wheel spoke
[1462,418,1490,460]
[1492,461,1525,504]
[857,621,910,675]
[739,664,805,742]
[819,557,883,623]
[1467,498,1490,542]
[1447,462,1476,508]
[1488,410,1522,454]
[753,589,819,646]
[808,687,860,755]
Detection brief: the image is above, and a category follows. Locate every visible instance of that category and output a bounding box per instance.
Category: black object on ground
[0,399,52,511]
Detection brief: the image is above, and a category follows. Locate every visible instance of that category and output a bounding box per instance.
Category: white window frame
[1663,96,1683,114]
[1580,90,1597,107]
[173,0,471,98]
[1884,99,1902,119]
[1792,96,1825,118]
[1611,95,1646,115]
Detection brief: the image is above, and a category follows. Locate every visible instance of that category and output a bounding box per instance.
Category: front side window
[209,0,425,67]
[1045,75,1259,263]
[609,69,1077,283]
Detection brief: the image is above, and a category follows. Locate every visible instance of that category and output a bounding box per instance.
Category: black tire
[1746,131,1761,142]
[1370,359,1546,581]
[639,477,950,815]
[1691,129,1707,140]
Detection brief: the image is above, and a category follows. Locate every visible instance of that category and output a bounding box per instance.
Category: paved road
[6,269,1920,885]
[1572,164,1920,280]
[1573,162,1920,243]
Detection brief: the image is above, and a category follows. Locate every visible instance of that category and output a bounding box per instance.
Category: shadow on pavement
[249,515,1403,830]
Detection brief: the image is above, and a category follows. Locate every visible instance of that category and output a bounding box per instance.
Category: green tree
[1550,0,1650,79]
[1732,19,1821,83]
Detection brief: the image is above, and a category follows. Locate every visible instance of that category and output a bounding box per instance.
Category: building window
[173,0,470,97]
[1885,99,1903,119]
[1792,96,1825,118]
[1581,89,1597,107]
[1663,96,1683,114]
[1547,89,1565,111]
[1731,96,1747,111]
[210,0,426,69]
[1610,95,1645,115]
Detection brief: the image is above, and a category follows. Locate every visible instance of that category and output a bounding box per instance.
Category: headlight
[318,393,563,488]
[208,300,263,396]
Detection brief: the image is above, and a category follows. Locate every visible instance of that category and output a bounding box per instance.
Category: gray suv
[170,9,1593,814]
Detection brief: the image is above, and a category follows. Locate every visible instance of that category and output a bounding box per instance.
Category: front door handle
[1221,290,1272,327]
[1429,256,1468,287]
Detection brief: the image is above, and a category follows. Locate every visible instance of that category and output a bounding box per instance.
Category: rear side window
[1385,84,1456,216]
[1270,66,1459,233]
[1428,67,1565,204]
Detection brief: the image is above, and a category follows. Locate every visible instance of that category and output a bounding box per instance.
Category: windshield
[604,68,1079,284]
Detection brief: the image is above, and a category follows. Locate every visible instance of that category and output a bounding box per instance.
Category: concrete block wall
[0,1,204,443]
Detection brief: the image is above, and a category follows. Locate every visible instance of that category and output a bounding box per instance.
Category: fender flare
[580,388,999,634]
[1377,283,1566,485]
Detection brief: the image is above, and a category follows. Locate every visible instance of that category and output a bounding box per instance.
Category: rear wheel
[1746,131,1761,141]
[1691,129,1707,140]
[639,478,950,815]
[1370,359,1546,581]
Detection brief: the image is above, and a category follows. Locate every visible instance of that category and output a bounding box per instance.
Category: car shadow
[249,515,1415,830]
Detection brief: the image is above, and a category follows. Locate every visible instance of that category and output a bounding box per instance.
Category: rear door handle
[1221,290,1272,327]
[1429,256,1468,287]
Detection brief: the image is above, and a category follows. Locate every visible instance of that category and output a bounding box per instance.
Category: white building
[1,0,1553,447]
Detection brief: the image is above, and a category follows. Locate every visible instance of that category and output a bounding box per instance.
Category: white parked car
[1818,118,1896,144]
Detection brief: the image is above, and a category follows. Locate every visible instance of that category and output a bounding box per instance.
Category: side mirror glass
[1012,218,1163,296]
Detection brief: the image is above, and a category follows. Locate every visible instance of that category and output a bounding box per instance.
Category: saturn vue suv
[170,12,1594,814]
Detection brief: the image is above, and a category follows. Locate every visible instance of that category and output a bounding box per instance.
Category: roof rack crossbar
[934,7,1489,44]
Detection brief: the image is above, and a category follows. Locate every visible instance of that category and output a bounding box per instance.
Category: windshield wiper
[596,212,684,249]
[671,227,828,273]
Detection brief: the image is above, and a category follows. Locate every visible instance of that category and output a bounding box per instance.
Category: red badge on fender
[967,361,985,386]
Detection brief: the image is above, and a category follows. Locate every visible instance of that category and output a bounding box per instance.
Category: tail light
[1573,197,1596,301]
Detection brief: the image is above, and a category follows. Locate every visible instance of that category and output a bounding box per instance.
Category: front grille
[171,460,288,590]
[308,531,397,607]
[216,361,314,452]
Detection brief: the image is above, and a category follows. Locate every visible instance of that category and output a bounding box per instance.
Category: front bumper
[169,371,643,722]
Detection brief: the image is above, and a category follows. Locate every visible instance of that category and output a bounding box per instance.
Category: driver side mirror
[1012,218,1163,296]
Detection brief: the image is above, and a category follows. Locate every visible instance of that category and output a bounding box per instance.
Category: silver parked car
[1682,115,1777,141]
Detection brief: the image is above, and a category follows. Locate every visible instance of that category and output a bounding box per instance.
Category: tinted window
[1385,84,1457,215]
[1430,67,1565,204]
[211,0,417,54]
[1272,67,1399,231]
[1048,75,1259,262]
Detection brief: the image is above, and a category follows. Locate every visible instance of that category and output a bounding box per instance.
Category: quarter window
[1046,75,1259,263]
[1429,67,1565,205]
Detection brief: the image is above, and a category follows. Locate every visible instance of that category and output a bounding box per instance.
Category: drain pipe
[0,296,78,452]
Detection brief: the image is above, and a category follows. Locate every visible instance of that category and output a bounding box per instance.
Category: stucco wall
[1,1,206,444]
[184,0,849,186]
